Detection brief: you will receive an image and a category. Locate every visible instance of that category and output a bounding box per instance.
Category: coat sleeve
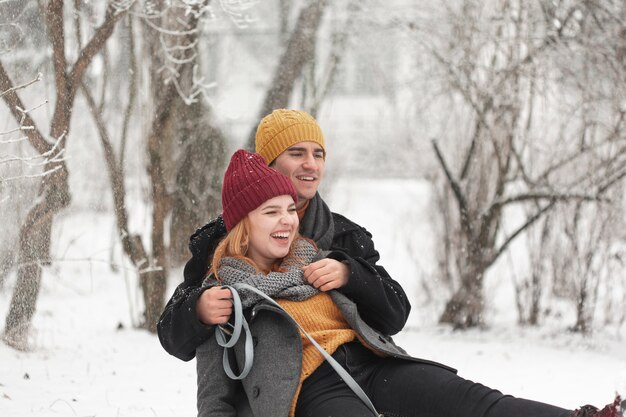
[329,215,411,335]
[157,218,227,361]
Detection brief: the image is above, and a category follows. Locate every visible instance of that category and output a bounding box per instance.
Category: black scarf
[299,192,334,250]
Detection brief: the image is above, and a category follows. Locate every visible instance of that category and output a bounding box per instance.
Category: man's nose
[302,153,317,169]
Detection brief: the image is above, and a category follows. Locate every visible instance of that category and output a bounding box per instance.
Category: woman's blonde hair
[209,216,310,280]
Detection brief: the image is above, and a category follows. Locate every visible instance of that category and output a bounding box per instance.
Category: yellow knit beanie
[255,109,325,164]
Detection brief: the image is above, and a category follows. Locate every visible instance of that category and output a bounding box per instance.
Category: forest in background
[1,0,625,352]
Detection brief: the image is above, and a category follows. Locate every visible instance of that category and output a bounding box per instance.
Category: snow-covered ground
[1,179,625,416]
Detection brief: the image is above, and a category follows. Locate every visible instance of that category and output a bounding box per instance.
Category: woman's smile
[246,195,299,271]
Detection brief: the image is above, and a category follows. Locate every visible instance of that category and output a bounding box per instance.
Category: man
[157,109,411,361]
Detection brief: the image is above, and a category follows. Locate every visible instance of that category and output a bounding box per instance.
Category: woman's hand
[302,258,349,291]
[196,286,233,325]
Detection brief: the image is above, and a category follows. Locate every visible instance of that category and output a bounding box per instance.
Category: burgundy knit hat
[221,149,298,231]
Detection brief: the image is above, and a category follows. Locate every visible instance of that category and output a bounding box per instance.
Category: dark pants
[295,342,572,417]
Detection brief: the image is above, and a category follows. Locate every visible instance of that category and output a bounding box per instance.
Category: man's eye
[289,152,303,157]
[264,211,277,215]
[314,153,324,159]
[288,207,297,213]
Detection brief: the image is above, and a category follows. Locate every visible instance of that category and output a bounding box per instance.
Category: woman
[196,149,622,417]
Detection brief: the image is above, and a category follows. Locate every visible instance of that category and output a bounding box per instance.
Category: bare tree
[0,73,49,289]
[135,0,232,331]
[79,0,329,331]
[0,1,129,350]
[412,0,626,328]
[511,0,626,330]
[562,202,613,333]
[513,211,552,326]
[301,1,361,119]
[244,0,328,149]
[75,0,225,332]
[169,101,227,266]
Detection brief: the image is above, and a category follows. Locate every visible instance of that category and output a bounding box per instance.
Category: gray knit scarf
[203,239,321,308]
[300,192,334,251]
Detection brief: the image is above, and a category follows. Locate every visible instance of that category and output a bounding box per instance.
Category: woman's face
[246,195,299,271]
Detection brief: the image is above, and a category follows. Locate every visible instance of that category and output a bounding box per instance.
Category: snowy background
[2,1,626,416]
[1,178,625,417]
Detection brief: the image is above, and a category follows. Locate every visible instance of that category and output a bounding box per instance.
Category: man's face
[271,142,325,209]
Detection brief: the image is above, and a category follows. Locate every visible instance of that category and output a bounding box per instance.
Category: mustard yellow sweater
[277,292,357,417]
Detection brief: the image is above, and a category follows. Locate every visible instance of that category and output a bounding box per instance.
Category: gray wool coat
[196,291,456,417]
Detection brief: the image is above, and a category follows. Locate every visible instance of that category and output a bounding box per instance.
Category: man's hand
[302,258,349,292]
[196,287,233,325]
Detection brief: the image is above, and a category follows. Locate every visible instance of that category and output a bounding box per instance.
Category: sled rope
[216,283,382,417]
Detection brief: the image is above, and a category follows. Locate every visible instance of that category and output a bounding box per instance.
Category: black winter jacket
[158,211,411,361]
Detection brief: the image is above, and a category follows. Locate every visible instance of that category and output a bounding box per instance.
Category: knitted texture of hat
[221,149,298,231]
[255,109,325,164]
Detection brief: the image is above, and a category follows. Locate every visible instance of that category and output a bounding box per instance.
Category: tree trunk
[439,263,486,329]
[527,216,552,326]
[0,2,127,348]
[141,80,177,332]
[0,62,66,348]
[528,269,542,326]
[137,0,213,329]
[169,100,226,266]
[79,78,152,330]
[3,166,70,349]
[572,281,591,334]
[244,0,328,149]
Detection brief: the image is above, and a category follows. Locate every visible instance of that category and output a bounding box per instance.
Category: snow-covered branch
[0,148,66,166]
[0,63,50,154]
[217,0,259,28]
[0,133,67,182]
[0,67,59,183]
[0,165,63,183]
[0,72,41,98]
[170,64,216,105]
